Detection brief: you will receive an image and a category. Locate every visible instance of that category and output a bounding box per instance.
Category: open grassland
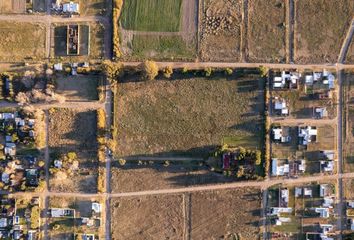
[294,0,354,63]
[190,188,261,239]
[0,21,45,61]
[111,195,184,240]
[80,0,107,16]
[200,0,242,61]
[0,0,25,13]
[48,109,98,193]
[247,0,286,63]
[111,162,232,193]
[114,75,264,158]
[120,0,182,32]
[128,34,195,60]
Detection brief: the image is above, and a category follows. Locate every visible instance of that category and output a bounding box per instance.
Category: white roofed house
[273,97,289,116]
[272,126,290,143]
[320,151,335,173]
[62,2,80,14]
[271,159,289,176]
[314,107,328,119]
[273,71,300,89]
[298,126,317,146]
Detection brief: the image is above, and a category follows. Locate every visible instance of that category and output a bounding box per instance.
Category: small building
[298,126,317,145]
[62,2,80,14]
[280,188,289,207]
[320,161,334,173]
[320,184,333,197]
[295,187,302,197]
[272,127,290,143]
[271,159,289,176]
[92,202,101,214]
[25,169,39,187]
[270,207,293,216]
[53,63,63,71]
[0,218,7,228]
[315,208,330,218]
[303,187,313,198]
[51,208,75,218]
[274,98,289,116]
[314,107,328,119]
[273,71,300,89]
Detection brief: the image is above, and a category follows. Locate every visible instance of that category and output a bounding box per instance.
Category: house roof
[63,2,79,13]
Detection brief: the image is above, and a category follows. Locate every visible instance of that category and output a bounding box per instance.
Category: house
[272,126,290,143]
[289,160,306,176]
[51,208,75,218]
[280,188,289,207]
[25,169,39,187]
[54,160,62,169]
[274,97,289,116]
[92,202,101,214]
[273,71,300,89]
[304,187,313,198]
[320,184,333,197]
[78,234,95,240]
[62,2,80,14]
[321,151,335,161]
[4,143,16,156]
[314,107,328,119]
[0,218,7,228]
[322,197,334,208]
[270,207,292,215]
[53,63,63,71]
[271,159,289,176]
[349,219,354,230]
[295,187,302,197]
[275,217,291,226]
[315,208,330,218]
[298,126,317,145]
[320,161,334,173]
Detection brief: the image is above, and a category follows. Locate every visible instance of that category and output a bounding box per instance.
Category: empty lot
[294,0,354,63]
[0,0,25,13]
[114,75,264,158]
[247,0,286,63]
[0,21,46,61]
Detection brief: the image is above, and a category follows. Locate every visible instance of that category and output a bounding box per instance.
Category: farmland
[120,0,182,32]
[111,194,184,240]
[199,0,242,61]
[48,109,98,193]
[114,74,265,158]
[294,0,354,63]
[247,0,286,63]
[0,21,46,61]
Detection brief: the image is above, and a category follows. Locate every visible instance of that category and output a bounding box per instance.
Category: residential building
[298,126,317,145]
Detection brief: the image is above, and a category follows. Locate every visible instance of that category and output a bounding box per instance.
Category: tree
[30,206,40,229]
[259,66,268,77]
[204,67,213,77]
[118,158,126,166]
[182,67,188,74]
[236,166,244,178]
[255,150,262,165]
[225,68,233,75]
[38,161,45,168]
[67,152,77,161]
[15,92,30,105]
[102,60,123,79]
[141,60,159,81]
[163,66,173,78]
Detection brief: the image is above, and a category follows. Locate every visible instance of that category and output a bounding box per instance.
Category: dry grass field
[80,0,108,16]
[48,109,98,193]
[343,73,354,172]
[294,0,354,63]
[55,74,100,101]
[190,188,261,239]
[0,21,46,61]
[111,194,184,240]
[345,40,354,64]
[110,163,232,193]
[114,75,264,158]
[247,0,286,63]
[0,0,25,13]
[199,0,242,61]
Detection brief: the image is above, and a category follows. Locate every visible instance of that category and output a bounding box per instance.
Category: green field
[130,35,195,60]
[114,75,265,158]
[120,0,183,32]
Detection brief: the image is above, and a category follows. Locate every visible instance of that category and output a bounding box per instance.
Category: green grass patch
[120,0,183,32]
[131,35,195,60]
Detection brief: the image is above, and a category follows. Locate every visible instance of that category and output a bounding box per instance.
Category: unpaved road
[338,18,354,63]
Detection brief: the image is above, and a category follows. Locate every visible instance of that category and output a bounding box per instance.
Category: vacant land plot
[114,75,264,158]
[345,39,354,64]
[200,0,242,61]
[0,0,25,13]
[48,109,98,193]
[0,21,46,61]
[111,194,184,240]
[294,0,354,63]
[80,0,107,16]
[344,73,354,172]
[344,179,354,199]
[124,34,196,61]
[190,188,261,239]
[55,74,100,101]
[247,0,286,63]
[111,162,232,193]
[120,0,182,32]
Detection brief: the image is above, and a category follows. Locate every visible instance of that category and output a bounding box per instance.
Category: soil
[199,0,243,61]
[111,194,184,240]
[190,188,261,239]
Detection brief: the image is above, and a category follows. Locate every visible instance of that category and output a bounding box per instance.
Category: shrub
[259,66,268,77]
[67,152,77,161]
[182,67,188,74]
[225,68,233,75]
[113,0,124,57]
[163,66,173,78]
[38,161,45,168]
[141,60,159,81]
[118,158,126,166]
[204,67,213,77]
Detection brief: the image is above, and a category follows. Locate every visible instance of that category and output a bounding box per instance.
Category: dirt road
[338,18,354,63]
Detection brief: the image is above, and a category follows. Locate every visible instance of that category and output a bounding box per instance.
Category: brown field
[247,0,286,63]
[0,0,25,13]
[190,188,261,239]
[114,75,264,158]
[110,163,232,193]
[48,109,98,193]
[111,194,184,240]
[0,21,46,61]
[294,0,354,63]
[343,179,354,200]
[345,40,354,64]
[199,0,242,61]
[343,73,354,172]
[55,74,100,101]
[80,0,108,16]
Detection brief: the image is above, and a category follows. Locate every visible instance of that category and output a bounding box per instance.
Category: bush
[225,68,233,75]
[204,67,213,77]
[163,66,173,78]
[259,66,268,77]
[113,0,124,57]
[30,206,40,229]
[141,60,159,81]
[255,150,262,165]
[118,158,126,166]
[102,60,123,80]
[182,67,188,74]
[67,152,77,161]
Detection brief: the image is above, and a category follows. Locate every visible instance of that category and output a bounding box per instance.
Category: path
[270,117,337,125]
[287,0,294,63]
[123,156,204,161]
[338,18,354,63]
